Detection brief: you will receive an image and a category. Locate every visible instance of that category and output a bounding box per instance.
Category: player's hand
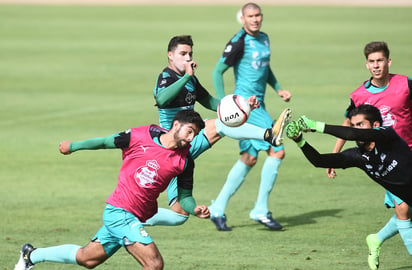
[246,95,260,110]
[185,60,197,76]
[59,141,72,155]
[277,89,291,102]
[326,168,337,179]
[194,205,210,219]
[297,116,325,133]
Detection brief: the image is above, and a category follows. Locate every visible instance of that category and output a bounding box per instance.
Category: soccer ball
[217,94,251,127]
[236,9,243,25]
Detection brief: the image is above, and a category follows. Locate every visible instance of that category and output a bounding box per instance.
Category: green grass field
[1,4,412,270]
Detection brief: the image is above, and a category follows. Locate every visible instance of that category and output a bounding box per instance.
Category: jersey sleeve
[193,76,211,101]
[219,34,245,67]
[176,156,196,215]
[300,141,360,169]
[344,99,356,118]
[154,69,191,107]
[69,132,130,152]
[324,124,395,144]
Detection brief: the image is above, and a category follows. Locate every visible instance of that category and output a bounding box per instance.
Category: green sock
[30,244,80,265]
[210,160,251,217]
[144,208,189,226]
[377,215,398,242]
[251,157,281,216]
[396,218,412,255]
[215,118,266,140]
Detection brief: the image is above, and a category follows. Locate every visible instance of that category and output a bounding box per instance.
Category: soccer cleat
[366,234,382,270]
[14,243,36,270]
[286,121,302,140]
[210,214,232,231]
[251,212,283,230]
[266,108,291,147]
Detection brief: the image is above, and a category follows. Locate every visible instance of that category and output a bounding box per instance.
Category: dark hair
[364,41,390,59]
[348,104,383,126]
[167,35,193,52]
[171,110,205,130]
[242,2,261,15]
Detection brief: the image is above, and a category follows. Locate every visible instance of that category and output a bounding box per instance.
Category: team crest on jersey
[185,92,195,104]
[379,105,396,127]
[135,160,160,188]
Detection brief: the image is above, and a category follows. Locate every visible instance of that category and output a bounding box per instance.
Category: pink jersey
[106,125,190,222]
[350,74,412,148]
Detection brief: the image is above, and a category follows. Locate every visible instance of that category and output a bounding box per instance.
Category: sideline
[1,0,411,6]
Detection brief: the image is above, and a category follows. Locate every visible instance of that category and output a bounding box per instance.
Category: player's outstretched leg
[265,108,291,147]
[14,243,35,270]
[366,234,382,270]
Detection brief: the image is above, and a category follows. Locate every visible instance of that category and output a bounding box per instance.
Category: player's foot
[265,108,291,147]
[14,243,36,270]
[286,121,302,141]
[366,234,382,270]
[210,214,232,231]
[250,212,283,230]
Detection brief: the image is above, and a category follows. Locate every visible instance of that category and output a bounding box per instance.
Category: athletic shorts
[167,129,211,205]
[384,190,405,208]
[239,105,284,157]
[92,204,153,257]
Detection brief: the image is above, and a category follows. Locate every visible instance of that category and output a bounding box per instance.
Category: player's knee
[170,201,190,216]
[144,254,164,270]
[240,153,257,166]
[78,259,101,269]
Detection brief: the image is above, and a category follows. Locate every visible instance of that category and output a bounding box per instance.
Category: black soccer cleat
[252,212,283,231]
[14,243,36,270]
[210,214,232,231]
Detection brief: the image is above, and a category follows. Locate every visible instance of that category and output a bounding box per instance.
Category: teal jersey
[218,29,271,103]
[154,67,210,129]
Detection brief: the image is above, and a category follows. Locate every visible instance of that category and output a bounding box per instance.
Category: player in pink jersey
[14,110,209,270]
[328,41,412,270]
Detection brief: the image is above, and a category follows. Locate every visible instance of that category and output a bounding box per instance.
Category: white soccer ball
[236,9,243,25]
[217,94,251,127]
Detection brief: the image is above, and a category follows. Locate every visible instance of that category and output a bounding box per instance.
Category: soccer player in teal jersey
[148,35,290,227]
[328,41,412,269]
[209,2,292,231]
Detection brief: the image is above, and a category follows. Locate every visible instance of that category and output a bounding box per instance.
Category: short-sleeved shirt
[218,28,271,104]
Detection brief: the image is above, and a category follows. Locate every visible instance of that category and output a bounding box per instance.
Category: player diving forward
[286,104,412,266]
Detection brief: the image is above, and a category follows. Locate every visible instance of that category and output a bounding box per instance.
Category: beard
[173,127,189,149]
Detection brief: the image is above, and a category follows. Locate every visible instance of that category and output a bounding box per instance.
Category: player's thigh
[267,146,285,159]
[394,201,411,219]
[126,242,163,269]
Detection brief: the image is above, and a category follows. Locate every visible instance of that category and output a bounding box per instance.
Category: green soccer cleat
[366,234,382,270]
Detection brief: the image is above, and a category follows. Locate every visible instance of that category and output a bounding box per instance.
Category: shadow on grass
[228,208,344,230]
[280,208,344,228]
